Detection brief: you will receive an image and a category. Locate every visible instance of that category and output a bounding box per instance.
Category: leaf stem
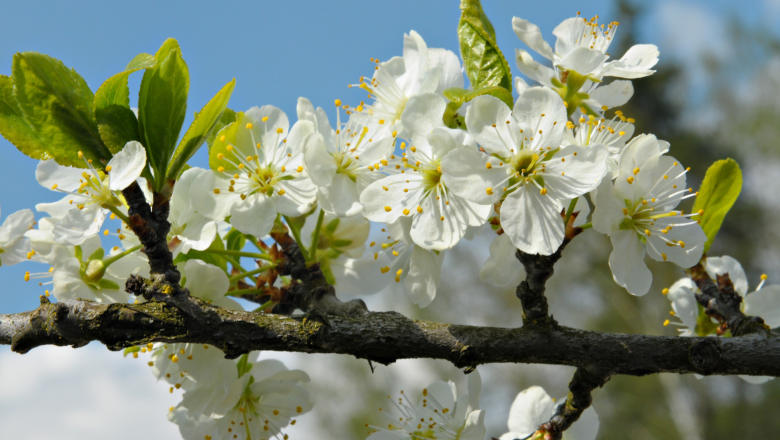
[102,244,143,268]
[228,265,272,283]
[307,209,325,263]
[283,215,309,261]
[579,222,592,230]
[206,249,272,261]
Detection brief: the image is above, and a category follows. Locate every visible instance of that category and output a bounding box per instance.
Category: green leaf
[123,346,141,357]
[87,247,105,262]
[206,107,237,148]
[93,53,156,153]
[0,75,48,159]
[458,0,512,92]
[208,111,244,170]
[691,159,742,254]
[444,86,513,108]
[225,228,246,252]
[11,52,111,167]
[138,39,190,191]
[166,78,235,181]
[98,278,120,291]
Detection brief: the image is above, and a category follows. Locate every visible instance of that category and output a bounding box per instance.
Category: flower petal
[318,173,362,217]
[401,93,446,146]
[229,194,277,237]
[705,256,748,296]
[744,285,780,328]
[501,186,564,256]
[513,17,554,60]
[107,141,147,191]
[465,95,513,156]
[480,233,525,287]
[506,386,555,436]
[556,47,609,76]
[609,229,652,296]
[404,245,444,307]
[303,133,337,187]
[667,278,699,331]
[515,49,556,88]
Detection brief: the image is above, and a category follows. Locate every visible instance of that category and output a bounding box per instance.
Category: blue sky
[0,0,775,316]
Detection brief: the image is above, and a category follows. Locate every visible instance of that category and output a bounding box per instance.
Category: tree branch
[537,368,611,440]
[2,295,779,376]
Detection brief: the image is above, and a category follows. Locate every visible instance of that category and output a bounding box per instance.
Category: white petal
[465,95,514,156]
[543,144,608,200]
[744,285,780,328]
[600,44,659,79]
[303,133,337,187]
[360,174,423,224]
[552,17,582,57]
[401,93,446,145]
[428,48,464,92]
[52,205,106,245]
[515,49,556,88]
[556,47,609,76]
[274,177,317,217]
[190,172,241,221]
[512,87,567,150]
[515,76,530,94]
[229,195,277,237]
[705,256,748,296]
[36,159,83,192]
[646,219,706,269]
[243,105,290,154]
[184,259,229,303]
[107,141,147,191]
[573,195,590,227]
[667,278,699,331]
[410,189,465,250]
[506,386,555,436]
[609,229,652,296]
[739,375,774,385]
[318,174,362,217]
[442,148,503,205]
[587,80,634,108]
[501,186,564,256]
[459,410,487,440]
[513,17,554,60]
[286,119,316,156]
[480,234,525,287]
[404,245,443,307]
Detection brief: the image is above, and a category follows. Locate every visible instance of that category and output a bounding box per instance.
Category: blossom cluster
[0,8,768,440]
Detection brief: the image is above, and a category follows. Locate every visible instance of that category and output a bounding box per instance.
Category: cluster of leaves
[0,39,235,195]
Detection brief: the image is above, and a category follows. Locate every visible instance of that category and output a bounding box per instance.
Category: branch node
[689,337,722,374]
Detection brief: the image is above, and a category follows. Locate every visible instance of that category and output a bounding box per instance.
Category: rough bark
[2,295,779,377]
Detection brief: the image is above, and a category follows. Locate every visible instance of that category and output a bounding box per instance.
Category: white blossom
[446,87,607,255]
[191,106,317,237]
[168,168,218,257]
[499,386,599,440]
[593,135,705,295]
[0,206,35,266]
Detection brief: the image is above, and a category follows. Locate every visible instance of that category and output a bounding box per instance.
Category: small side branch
[688,263,769,337]
[515,239,570,326]
[537,368,611,440]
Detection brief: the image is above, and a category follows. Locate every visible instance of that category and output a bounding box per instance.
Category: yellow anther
[217,166,225,172]
[761,274,768,281]
[51,183,58,190]
[633,167,640,175]
[378,119,385,124]
[24,272,30,281]
[78,151,84,158]
[105,165,112,172]
[626,176,634,184]
[403,208,410,215]
[662,288,669,295]
[663,319,670,327]
[485,162,492,169]
[213,189,221,194]
[661,253,668,261]
[276,127,283,134]
[217,153,225,159]
[384,206,392,212]
[382,186,388,191]
[678,241,685,248]
[103,230,109,236]
[440,216,444,221]
[219,135,226,142]
[486,188,493,195]
[262,116,269,122]
[226,145,233,151]
[171,355,178,363]
[393,131,399,138]
[148,361,154,366]
[417,206,423,214]
[297,166,304,172]
[540,188,547,195]
[622,208,629,215]
[246,123,253,129]
[278,189,286,196]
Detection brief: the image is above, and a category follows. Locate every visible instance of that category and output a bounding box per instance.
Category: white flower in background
[355,30,463,138]
[0,206,35,266]
[167,168,218,257]
[368,370,485,440]
[370,217,444,308]
[34,141,147,245]
[665,256,780,385]
[47,236,147,303]
[499,386,599,440]
[191,106,317,238]
[480,233,525,287]
[593,136,705,295]
[299,97,395,217]
[299,208,387,297]
[563,110,635,179]
[361,93,492,251]
[172,354,312,440]
[512,15,658,111]
[181,259,242,310]
[445,88,607,255]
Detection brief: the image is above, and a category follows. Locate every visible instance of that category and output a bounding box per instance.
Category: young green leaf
[444,86,513,108]
[225,228,246,252]
[208,111,244,170]
[166,78,236,181]
[458,0,512,92]
[691,159,742,253]
[0,75,48,160]
[93,53,156,154]
[173,234,228,272]
[206,107,237,148]
[11,52,111,167]
[138,39,190,191]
